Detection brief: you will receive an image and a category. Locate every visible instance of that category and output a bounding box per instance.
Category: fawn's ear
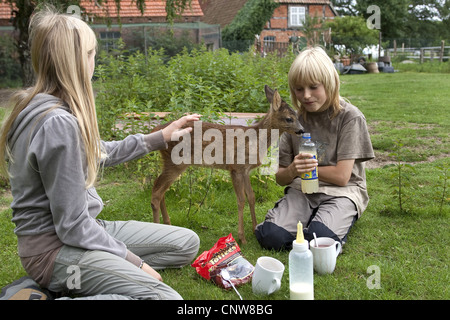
[264,85,274,102]
[271,90,282,112]
[265,85,281,112]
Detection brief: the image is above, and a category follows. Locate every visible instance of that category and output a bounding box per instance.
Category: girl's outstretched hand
[161,114,202,142]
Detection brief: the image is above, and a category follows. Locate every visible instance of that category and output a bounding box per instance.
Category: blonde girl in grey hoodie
[0,7,201,300]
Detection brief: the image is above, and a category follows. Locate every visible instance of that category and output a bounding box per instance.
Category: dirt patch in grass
[366,120,449,168]
[0,189,12,212]
[366,151,396,169]
[366,150,449,169]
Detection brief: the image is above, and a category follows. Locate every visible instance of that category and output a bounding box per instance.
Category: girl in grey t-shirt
[255,47,374,250]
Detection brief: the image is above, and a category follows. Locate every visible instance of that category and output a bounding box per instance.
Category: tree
[331,0,449,46]
[299,14,328,47]
[354,0,410,39]
[3,0,192,86]
[325,15,379,56]
[222,0,279,51]
[331,0,409,39]
[408,0,448,21]
[403,0,450,46]
[329,0,358,16]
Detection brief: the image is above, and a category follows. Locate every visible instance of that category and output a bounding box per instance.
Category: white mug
[309,237,342,275]
[252,256,284,295]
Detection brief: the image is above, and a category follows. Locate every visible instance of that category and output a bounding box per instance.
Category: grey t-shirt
[279,99,374,216]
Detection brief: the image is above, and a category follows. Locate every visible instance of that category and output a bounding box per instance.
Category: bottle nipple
[296,221,304,244]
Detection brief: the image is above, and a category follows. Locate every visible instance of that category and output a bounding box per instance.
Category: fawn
[151,85,304,244]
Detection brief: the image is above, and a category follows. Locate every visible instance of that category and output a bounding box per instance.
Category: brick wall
[260,3,335,44]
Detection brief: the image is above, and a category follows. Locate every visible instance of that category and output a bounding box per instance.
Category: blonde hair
[288,47,342,119]
[0,7,100,188]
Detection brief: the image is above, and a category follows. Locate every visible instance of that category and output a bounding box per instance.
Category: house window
[99,31,121,52]
[289,6,306,27]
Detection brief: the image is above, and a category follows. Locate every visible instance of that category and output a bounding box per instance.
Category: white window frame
[289,6,306,27]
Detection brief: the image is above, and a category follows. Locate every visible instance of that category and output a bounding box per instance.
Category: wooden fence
[388,40,449,63]
[255,40,290,57]
[254,39,449,63]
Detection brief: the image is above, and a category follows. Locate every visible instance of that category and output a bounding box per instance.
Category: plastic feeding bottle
[299,133,318,193]
[289,221,314,300]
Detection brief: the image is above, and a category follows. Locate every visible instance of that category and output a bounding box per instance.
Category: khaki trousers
[48,220,200,300]
[255,187,358,250]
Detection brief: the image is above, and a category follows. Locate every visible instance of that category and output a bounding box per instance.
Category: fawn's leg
[242,172,257,231]
[160,195,170,224]
[151,164,187,225]
[230,169,247,244]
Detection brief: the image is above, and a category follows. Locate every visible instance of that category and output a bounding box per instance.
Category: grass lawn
[0,72,449,300]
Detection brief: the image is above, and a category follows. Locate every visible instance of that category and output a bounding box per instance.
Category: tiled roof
[199,0,246,28]
[0,2,14,20]
[81,0,203,18]
[0,1,203,20]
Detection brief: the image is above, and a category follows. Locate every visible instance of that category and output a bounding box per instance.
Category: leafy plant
[388,140,416,213]
[435,162,449,215]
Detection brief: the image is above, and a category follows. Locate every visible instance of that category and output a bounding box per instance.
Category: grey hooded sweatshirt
[7,93,167,286]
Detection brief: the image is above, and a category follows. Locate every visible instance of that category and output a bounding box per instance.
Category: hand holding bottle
[290,153,318,175]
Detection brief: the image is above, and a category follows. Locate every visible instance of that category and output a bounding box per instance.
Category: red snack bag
[191,234,254,289]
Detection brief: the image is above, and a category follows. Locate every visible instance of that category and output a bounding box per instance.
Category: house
[261,0,337,43]
[0,1,221,51]
[200,0,337,54]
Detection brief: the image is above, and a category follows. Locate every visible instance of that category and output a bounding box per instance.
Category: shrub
[94,44,296,139]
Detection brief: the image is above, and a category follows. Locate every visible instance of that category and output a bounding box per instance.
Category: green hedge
[94,45,296,139]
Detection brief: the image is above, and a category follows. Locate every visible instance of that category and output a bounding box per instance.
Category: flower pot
[341,58,350,66]
[366,62,379,73]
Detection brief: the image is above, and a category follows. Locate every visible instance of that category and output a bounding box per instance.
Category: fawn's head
[264,85,304,135]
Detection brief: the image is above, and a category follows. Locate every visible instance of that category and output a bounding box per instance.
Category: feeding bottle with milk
[299,133,319,193]
[289,221,314,300]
